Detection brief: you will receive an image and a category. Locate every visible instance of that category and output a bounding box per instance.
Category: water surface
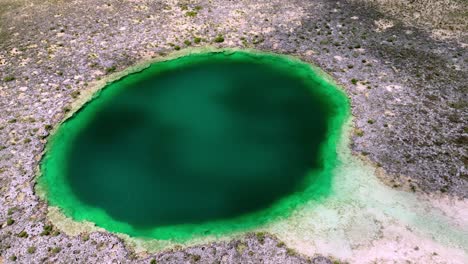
[39,51,349,240]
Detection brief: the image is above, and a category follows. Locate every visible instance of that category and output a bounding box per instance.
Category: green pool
[39,51,349,241]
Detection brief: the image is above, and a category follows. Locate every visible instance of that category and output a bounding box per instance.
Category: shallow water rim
[35,47,351,242]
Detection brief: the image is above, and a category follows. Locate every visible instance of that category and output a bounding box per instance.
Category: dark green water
[39,51,349,240]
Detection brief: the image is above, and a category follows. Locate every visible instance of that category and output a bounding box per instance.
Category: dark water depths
[65,57,331,228]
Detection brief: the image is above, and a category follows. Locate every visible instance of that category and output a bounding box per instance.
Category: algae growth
[38,51,349,241]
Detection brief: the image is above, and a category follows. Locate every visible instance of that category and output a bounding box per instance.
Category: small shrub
[174,45,181,51]
[192,254,201,262]
[186,11,197,17]
[7,217,14,225]
[214,35,225,43]
[448,101,466,109]
[27,246,36,254]
[194,6,203,11]
[319,39,330,45]
[241,37,248,46]
[367,119,375,124]
[351,78,358,85]
[252,36,264,45]
[51,247,61,254]
[82,233,90,241]
[256,232,265,244]
[3,76,15,82]
[193,37,201,44]
[7,208,15,215]
[40,225,53,236]
[105,66,117,73]
[286,248,297,256]
[9,255,17,261]
[236,242,247,254]
[17,230,28,238]
[150,259,157,264]
[355,130,364,137]
[184,40,191,46]
[70,90,81,99]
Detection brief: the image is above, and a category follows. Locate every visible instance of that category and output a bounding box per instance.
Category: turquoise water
[39,51,349,240]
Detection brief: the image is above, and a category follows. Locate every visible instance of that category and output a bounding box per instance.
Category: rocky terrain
[0,0,466,263]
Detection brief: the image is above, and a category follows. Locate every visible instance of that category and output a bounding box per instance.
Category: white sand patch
[48,206,105,236]
[267,120,468,263]
[374,19,394,32]
[386,84,402,92]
